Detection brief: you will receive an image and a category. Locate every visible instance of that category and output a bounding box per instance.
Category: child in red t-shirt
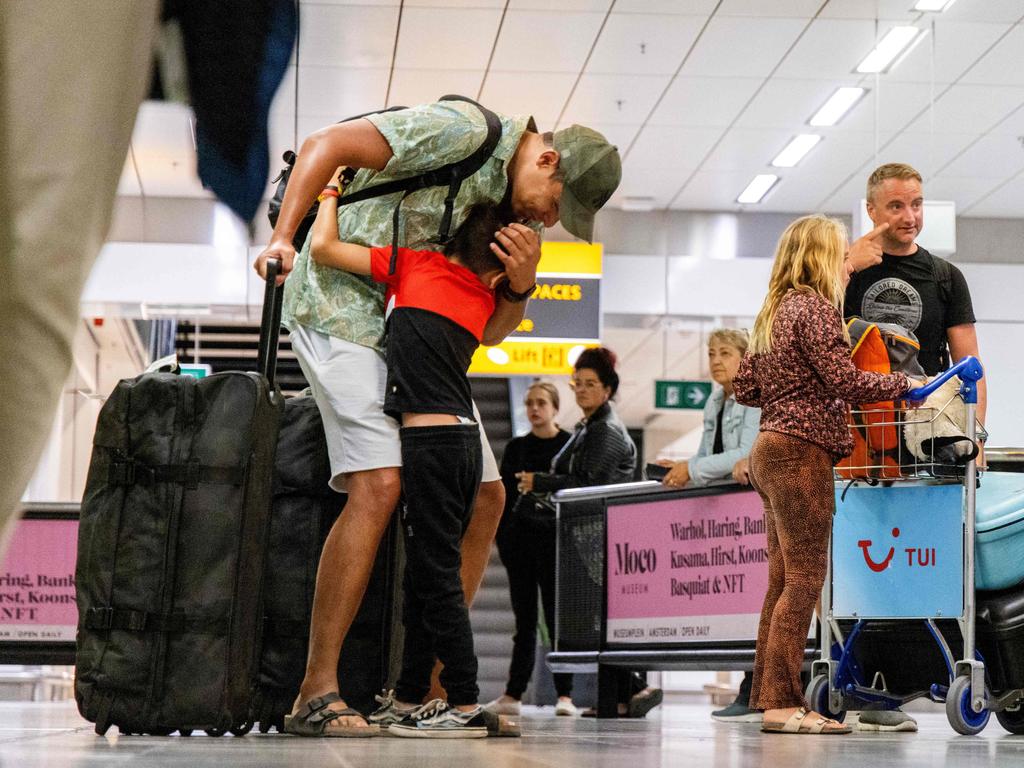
[310,189,511,738]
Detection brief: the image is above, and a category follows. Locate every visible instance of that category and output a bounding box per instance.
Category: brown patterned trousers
[748,430,834,710]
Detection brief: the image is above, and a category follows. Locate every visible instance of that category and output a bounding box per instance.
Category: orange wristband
[317,187,340,203]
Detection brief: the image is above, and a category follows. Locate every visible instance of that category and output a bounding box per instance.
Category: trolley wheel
[146,727,175,736]
[995,706,1024,735]
[179,729,193,737]
[805,674,847,723]
[230,721,254,737]
[204,727,226,737]
[946,675,990,735]
[258,720,272,734]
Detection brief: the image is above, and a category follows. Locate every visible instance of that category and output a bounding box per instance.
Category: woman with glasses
[516,347,660,718]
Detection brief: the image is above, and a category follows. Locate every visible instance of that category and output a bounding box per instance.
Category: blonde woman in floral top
[734,215,919,736]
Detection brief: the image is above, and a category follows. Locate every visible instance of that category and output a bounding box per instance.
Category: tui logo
[858,528,900,572]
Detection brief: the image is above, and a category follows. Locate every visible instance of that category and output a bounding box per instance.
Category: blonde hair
[749,215,848,355]
[525,380,560,412]
[707,328,749,356]
[867,162,922,203]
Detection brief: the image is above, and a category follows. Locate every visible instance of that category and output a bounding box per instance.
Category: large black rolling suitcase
[74,264,286,736]
[255,394,404,732]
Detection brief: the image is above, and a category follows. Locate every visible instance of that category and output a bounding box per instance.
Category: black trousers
[495,511,573,699]
[394,423,482,707]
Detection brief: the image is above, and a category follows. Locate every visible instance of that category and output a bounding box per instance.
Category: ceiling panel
[819,173,869,214]
[509,0,610,10]
[699,127,795,172]
[735,77,842,129]
[817,0,919,21]
[942,0,1024,24]
[869,131,975,178]
[963,174,1024,218]
[788,130,876,178]
[719,0,831,18]
[585,13,705,75]
[987,102,1024,136]
[906,84,1024,134]
[394,7,503,70]
[406,0,504,6]
[579,123,644,156]
[670,169,764,211]
[387,70,485,109]
[648,76,762,127]
[296,66,390,117]
[759,178,846,214]
[490,10,606,73]
[924,176,1007,212]
[681,17,809,77]
[940,134,1024,179]
[559,74,672,126]
[887,22,1013,85]
[297,4,399,68]
[959,25,1024,86]
[833,82,937,141]
[613,0,717,14]
[617,125,723,203]
[774,19,888,79]
[477,72,577,129]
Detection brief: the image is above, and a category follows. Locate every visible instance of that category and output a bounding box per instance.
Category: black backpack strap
[929,253,954,369]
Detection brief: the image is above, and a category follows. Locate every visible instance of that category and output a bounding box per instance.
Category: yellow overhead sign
[470,341,598,376]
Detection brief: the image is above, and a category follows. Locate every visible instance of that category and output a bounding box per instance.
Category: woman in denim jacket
[659,328,760,489]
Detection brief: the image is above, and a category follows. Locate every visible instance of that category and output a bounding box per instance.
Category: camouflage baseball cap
[552,125,621,242]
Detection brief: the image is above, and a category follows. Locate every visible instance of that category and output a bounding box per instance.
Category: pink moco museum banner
[606,491,768,645]
[0,519,78,642]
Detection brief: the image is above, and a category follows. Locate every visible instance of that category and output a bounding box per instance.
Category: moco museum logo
[857,527,937,573]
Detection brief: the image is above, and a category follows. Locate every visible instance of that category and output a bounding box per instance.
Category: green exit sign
[655,380,712,410]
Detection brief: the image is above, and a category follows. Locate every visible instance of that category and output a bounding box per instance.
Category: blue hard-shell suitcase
[976,471,1024,591]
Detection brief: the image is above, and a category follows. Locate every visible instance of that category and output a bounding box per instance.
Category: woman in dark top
[734,214,917,736]
[518,348,659,718]
[486,382,573,717]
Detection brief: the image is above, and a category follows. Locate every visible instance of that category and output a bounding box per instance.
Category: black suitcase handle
[257,259,284,387]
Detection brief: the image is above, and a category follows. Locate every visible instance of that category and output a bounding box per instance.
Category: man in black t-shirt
[844,162,985,734]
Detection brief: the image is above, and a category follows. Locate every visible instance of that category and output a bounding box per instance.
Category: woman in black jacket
[517,347,660,718]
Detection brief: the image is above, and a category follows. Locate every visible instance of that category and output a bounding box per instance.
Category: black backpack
[267,94,502,271]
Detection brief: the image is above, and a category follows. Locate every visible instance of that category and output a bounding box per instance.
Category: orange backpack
[835,318,923,480]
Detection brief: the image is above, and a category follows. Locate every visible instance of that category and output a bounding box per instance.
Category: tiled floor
[1,700,1023,768]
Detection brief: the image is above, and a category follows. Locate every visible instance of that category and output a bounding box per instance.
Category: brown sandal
[761,707,851,735]
[283,692,380,737]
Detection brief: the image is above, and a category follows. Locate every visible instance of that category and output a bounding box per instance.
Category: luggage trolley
[808,356,1024,735]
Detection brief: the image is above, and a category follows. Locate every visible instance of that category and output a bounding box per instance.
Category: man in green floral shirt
[253,99,620,736]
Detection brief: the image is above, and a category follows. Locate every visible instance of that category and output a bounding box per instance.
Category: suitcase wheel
[147,727,174,736]
[94,722,110,736]
[996,704,1024,735]
[205,727,226,737]
[179,729,194,737]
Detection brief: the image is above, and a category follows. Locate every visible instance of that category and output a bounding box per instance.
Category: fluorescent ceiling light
[736,174,779,205]
[914,0,957,11]
[810,87,867,126]
[771,134,822,168]
[856,26,924,73]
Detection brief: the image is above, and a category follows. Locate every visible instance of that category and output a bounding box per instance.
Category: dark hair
[574,346,620,398]
[444,204,508,277]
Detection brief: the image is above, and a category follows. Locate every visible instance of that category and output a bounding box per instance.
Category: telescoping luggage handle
[901,355,984,405]
[257,258,284,388]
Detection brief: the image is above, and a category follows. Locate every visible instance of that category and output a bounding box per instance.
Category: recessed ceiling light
[771,135,822,168]
[856,26,925,73]
[736,174,779,205]
[914,0,957,11]
[809,87,867,127]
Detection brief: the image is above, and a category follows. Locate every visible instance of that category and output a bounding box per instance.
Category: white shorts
[289,324,499,491]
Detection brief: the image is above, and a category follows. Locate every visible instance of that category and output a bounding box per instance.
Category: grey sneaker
[857,709,918,732]
[388,699,488,739]
[368,690,418,727]
[711,701,763,723]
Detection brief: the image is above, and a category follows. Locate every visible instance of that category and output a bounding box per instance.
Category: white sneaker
[484,696,522,716]
[554,699,578,717]
[389,700,488,739]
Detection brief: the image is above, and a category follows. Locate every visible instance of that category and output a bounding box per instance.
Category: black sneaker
[388,699,488,739]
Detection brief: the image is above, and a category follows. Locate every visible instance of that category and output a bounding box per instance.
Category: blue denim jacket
[689,387,761,487]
